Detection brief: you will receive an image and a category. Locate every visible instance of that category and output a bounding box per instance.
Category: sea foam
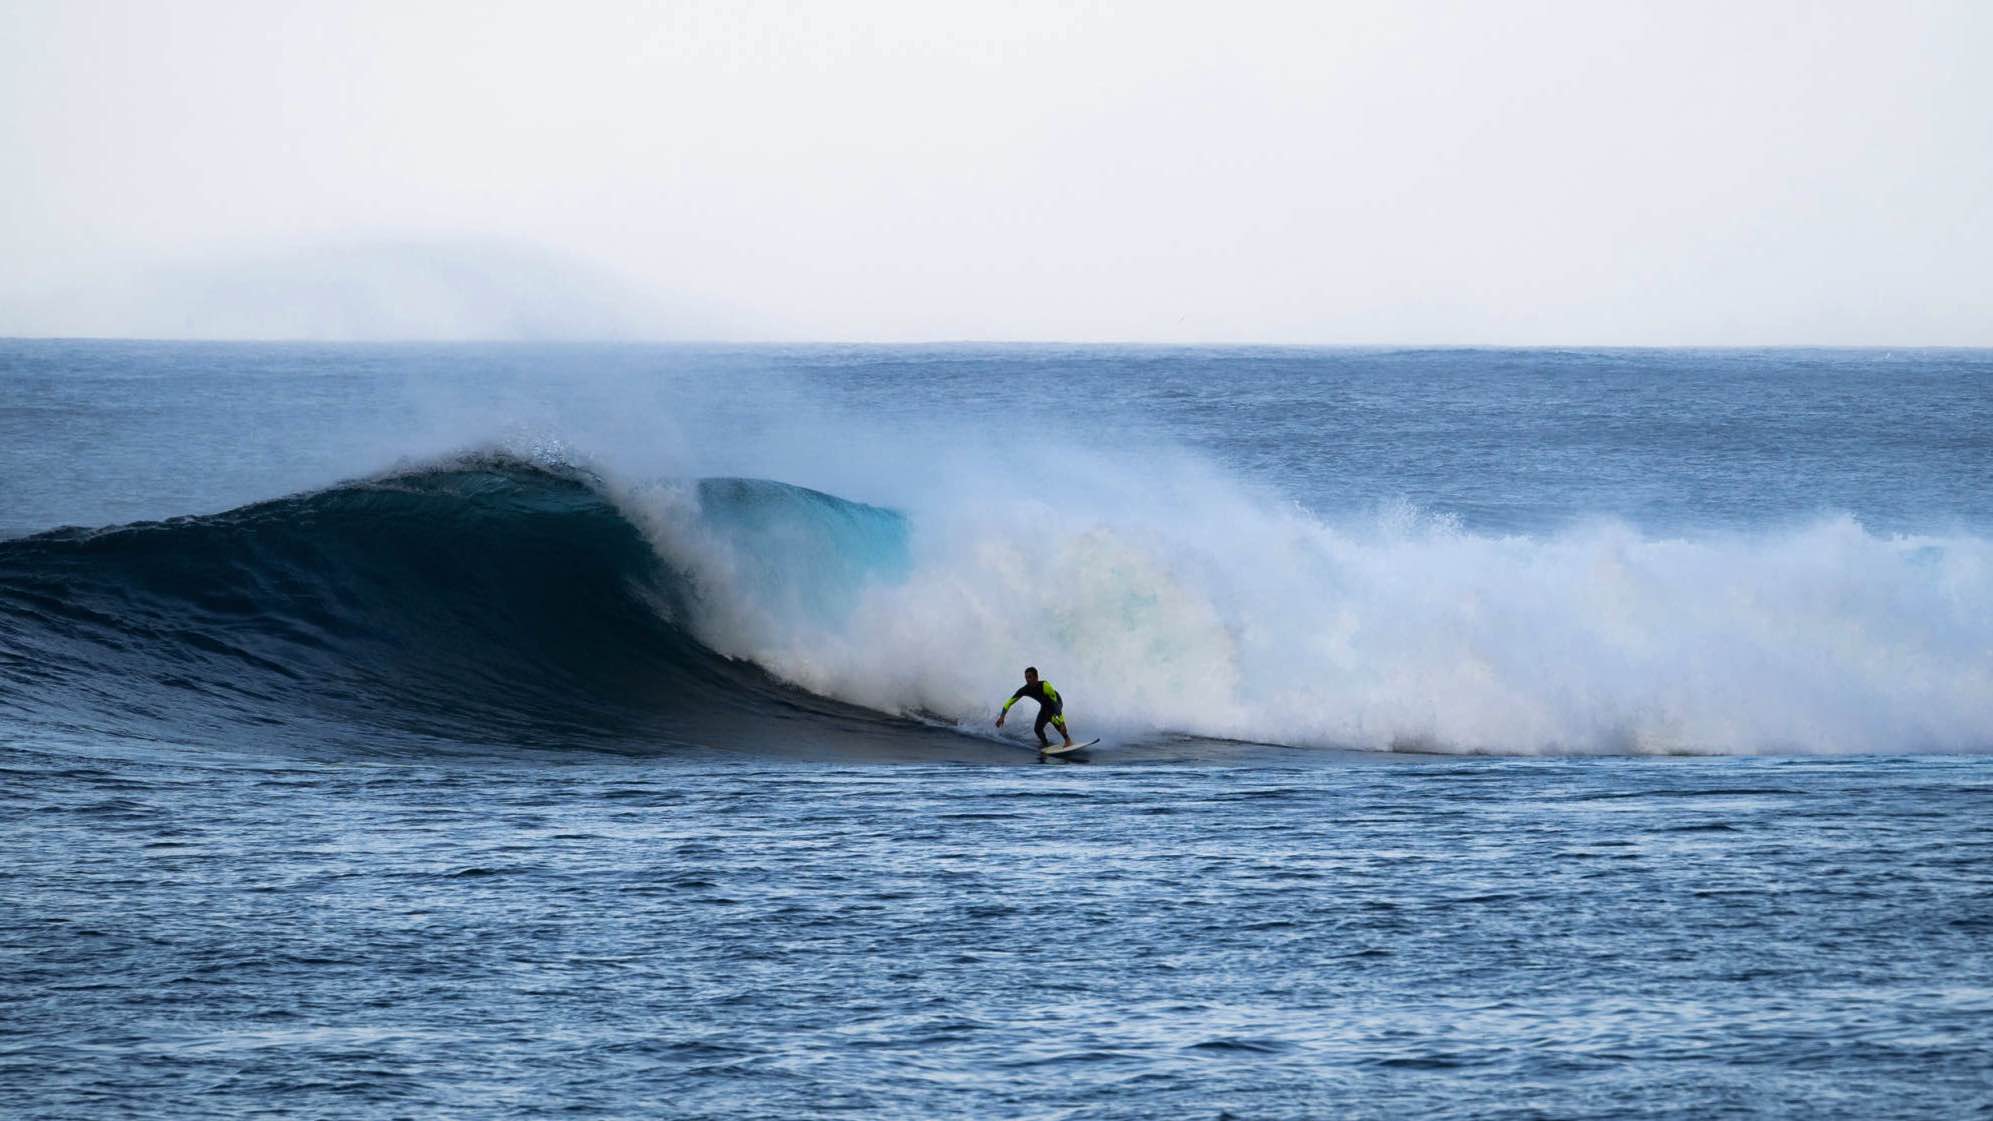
[624,445,1992,755]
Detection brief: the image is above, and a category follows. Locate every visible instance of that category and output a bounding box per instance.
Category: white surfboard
[1040,738,1100,758]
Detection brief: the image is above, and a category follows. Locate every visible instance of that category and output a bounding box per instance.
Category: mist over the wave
[484,351,1993,757]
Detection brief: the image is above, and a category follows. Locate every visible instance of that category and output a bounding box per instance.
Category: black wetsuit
[1003,680,1066,745]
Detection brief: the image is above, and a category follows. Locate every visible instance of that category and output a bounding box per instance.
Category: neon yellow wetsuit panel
[1003,680,1067,740]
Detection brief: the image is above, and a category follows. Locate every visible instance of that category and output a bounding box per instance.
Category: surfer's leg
[1033,708,1052,747]
[1048,705,1073,747]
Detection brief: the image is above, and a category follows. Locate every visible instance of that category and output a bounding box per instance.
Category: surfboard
[1040,738,1100,759]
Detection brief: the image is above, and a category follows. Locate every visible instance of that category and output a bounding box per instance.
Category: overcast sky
[2,1,1988,343]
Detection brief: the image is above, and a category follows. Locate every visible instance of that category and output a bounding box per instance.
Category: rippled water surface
[6,750,1989,1119]
[5,342,1992,1116]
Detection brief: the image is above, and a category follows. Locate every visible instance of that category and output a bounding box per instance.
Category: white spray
[610,427,1993,756]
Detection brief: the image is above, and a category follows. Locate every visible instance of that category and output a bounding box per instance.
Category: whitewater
[4,341,1991,1120]
[633,461,1992,757]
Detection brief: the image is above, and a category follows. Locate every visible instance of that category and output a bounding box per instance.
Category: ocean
[3,341,1989,1118]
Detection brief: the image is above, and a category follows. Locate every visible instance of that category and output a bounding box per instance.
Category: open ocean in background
[3,341,1990,1118]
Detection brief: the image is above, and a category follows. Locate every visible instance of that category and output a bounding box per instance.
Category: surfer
[996,666,1075,749]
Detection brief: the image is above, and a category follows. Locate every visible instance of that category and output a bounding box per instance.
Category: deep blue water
[3,341,1990,1117]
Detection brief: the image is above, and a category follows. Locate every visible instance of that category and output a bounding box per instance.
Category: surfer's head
[1024,666,1038,683]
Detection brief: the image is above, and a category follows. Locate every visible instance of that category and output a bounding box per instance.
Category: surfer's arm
[996,687,1025,725]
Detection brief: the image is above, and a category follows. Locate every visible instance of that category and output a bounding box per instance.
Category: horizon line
[4,335,1991,352]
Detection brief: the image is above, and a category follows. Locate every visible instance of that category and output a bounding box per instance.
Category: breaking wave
[2,452,1988,759]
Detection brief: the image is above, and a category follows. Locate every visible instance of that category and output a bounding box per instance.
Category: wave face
[3,452,1989,759]
[0,459,923,759]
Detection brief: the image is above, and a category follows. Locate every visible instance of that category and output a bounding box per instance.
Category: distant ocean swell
[1,453,1987,757]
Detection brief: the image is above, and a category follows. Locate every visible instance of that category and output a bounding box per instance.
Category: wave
[0,458,930,760]
[2,452,1989,759]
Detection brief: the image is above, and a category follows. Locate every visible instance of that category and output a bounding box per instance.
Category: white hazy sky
[2,0,1989,343]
